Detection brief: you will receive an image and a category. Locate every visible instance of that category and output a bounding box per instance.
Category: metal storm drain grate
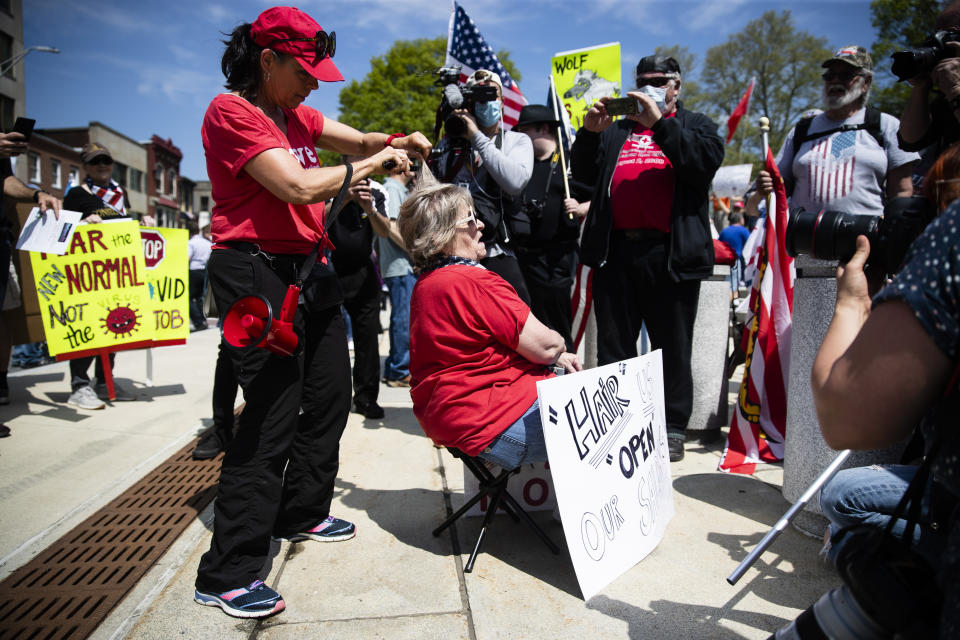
[0,437,222,639]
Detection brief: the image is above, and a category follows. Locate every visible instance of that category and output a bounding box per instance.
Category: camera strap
[296,163,354,286]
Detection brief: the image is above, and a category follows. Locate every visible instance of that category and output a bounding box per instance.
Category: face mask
[475,100,502,127]
[638,84,668,111]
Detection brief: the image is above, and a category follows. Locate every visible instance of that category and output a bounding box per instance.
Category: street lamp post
[0,45,60,77]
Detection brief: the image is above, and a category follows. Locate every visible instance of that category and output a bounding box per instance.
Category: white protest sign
[711,164,753,199]
[538,351,674,600]
[462,461,556,516]
[16,207,81,255]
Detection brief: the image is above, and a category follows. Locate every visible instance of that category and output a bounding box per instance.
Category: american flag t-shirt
[805,129,857,204]
[446,2,527,129]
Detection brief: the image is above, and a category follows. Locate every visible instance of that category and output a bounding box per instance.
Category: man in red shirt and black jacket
[571,54,724,462]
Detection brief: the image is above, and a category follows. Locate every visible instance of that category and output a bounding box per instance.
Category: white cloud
[683,0,749,32]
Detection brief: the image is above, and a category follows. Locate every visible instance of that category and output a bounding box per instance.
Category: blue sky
[25,0,878,180]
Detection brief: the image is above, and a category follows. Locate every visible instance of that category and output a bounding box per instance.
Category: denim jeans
[478,399,547,470]
[819,464,945,566]
[383,273,416,380]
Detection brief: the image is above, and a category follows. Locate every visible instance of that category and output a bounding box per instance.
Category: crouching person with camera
[770,202,960,636]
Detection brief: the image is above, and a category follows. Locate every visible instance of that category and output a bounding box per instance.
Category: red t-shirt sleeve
[203,96,284,178]
[462,270,530,350]
[298,105,325,141]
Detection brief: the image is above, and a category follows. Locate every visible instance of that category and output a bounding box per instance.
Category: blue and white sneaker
[283,516,356,542]
[194,580,285,618]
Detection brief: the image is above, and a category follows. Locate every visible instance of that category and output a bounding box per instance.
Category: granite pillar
[782,255,906,536]
[687,265,731,433]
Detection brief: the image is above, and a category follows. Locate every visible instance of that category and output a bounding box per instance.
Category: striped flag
[570,263,593,351]
[805,130,857,204]
[445,2,527,129]
[719,147,795,474]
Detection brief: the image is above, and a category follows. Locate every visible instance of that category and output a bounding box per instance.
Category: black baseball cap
[516,104,559,128]
[636,55,681,76]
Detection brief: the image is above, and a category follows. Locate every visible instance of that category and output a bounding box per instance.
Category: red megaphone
[221,284,301,356]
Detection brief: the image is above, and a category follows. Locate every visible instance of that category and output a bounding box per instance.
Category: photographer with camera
[429,68,534,303]
[898,1,960,175]
[768,157,960,638]
[757,46,917,216]
[571,54,723,462]
[513,104,590,351]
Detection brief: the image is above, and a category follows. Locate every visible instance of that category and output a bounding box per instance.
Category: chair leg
[500,490,562,555]
[433,484,493,537]
[465,485,505,573]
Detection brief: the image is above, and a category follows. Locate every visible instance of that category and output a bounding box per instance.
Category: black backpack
[792,106,884,151]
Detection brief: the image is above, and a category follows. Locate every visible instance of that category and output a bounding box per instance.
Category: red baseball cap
[251,6,343,82]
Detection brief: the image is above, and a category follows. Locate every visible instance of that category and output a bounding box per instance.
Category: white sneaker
[67,386,106,410]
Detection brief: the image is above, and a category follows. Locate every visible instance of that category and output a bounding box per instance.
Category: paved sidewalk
[0,325,841,639]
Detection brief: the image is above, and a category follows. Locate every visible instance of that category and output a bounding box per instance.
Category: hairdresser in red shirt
[194,6,431,619]
[398,183,581,468]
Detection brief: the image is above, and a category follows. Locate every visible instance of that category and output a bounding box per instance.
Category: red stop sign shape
[141,229,166,269]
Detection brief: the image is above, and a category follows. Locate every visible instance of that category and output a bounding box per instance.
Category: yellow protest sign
[552,43,622,132]
[30,221,153,356]
[141,227,189,343]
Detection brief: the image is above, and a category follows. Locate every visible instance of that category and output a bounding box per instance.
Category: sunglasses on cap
[822,70,861,83]
[269,29,336,61]
[88,157,114,166]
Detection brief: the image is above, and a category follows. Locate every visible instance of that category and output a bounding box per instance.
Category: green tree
[319,37,522,168]
[870,0,946,115]
[699,10,831,167]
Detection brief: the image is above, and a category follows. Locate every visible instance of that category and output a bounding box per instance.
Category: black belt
[221,241,312,272]
[615,228,668,241]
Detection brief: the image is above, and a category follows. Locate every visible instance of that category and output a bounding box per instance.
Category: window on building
[51,159,61,189]
[200,196,209,211]
[0,93,13,132]
[155,163,163,193]
[129,168,144,192]
[68,166,80,188]
[0,32,12,79]
[112,161,129,188]
[167,169,177,197]
[28,152,40,184]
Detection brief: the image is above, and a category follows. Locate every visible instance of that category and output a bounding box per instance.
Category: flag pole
[760,115,773,215]
[549,75,573,215]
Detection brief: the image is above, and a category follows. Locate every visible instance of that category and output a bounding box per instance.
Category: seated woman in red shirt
[398,183,582,469]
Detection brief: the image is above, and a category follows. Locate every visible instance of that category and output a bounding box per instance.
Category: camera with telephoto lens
[434,65,500,139]
[891,30,960,82]
[784,196,935,275]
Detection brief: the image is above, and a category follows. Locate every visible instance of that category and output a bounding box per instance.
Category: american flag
[719,147,795,474]
[446,2,526,129]
[805,130,857,204]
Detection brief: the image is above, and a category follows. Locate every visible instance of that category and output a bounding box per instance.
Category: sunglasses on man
[269,29,336,61]
[87,157,114,166]
[636,75,678,89]
[822,70,861,83]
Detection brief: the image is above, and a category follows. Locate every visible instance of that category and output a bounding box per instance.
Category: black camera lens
[786,207,878,263]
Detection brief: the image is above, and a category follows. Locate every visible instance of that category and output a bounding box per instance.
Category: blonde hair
[398,179,474,270]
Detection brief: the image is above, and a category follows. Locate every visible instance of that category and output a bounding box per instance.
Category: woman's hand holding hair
[390,131,433,161]
[555,351,582,373]
[366,147,410,176]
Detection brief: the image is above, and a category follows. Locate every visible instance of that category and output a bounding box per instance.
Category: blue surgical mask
[475,100,502,127]
[638,84,668,112]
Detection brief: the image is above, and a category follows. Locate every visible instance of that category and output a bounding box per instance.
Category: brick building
[37,122,149,217]
[23,133,80,199]
[145,135,182,228]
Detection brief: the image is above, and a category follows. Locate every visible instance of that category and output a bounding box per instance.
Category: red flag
[725,79,755,144]
[719,147,794,473]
